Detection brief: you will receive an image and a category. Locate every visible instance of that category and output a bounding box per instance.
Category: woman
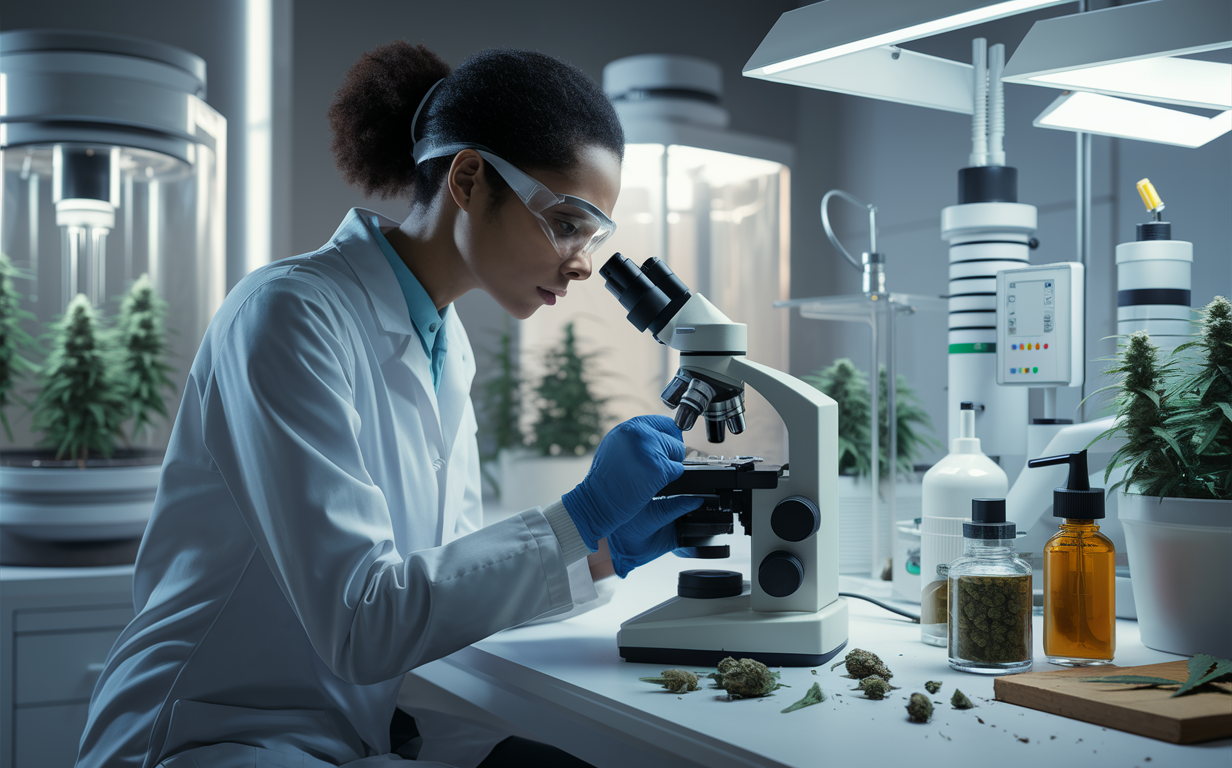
[76,42,700,768]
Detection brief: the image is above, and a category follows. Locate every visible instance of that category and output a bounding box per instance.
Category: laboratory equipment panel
[996,262,1085,388]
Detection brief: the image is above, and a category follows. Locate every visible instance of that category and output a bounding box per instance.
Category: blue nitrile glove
[562,415,689,551]
[607,495,704,577]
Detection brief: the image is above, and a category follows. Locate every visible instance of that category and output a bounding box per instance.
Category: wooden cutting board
[993,660,1232,744]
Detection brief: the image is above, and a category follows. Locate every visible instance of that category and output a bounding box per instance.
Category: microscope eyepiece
[600,253,692,335]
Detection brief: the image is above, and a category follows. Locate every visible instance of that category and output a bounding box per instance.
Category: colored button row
[1011,343,1048,350]
[1010,367,1040,374]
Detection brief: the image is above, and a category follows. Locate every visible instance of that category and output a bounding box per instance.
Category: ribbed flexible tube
[988,44,1006,167]
[969,38,988,168]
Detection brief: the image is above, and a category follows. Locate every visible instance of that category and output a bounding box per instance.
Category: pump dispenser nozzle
[1028,450,1105,520]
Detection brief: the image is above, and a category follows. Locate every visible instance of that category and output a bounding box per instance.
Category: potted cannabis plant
[1091,297,1231,657]
[1,276,176,556]
[0,253,37,443]
[499,322,609,511]
[804,358,941,575]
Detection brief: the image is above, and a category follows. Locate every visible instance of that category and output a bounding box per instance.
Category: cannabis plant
[114,273,176,441]
[803,358,940,478]
[802,359,872,476]
[1168,296,1232,499]
[30,294,128,464]
[0,252,38,441]
[529,322,608,457]
[476,323,526,497]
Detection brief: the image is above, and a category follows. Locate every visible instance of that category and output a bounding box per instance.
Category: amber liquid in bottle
[1043,520,1116,666]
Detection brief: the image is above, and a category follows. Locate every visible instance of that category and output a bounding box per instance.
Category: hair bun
[328,41,450,199]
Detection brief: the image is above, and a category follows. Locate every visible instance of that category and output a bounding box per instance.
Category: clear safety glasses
[412,140,616,260]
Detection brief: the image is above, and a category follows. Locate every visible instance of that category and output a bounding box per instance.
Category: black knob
[771,496,821,542]
[758,550,804,598]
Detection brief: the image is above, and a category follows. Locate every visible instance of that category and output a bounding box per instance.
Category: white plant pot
[497,449,594,513]
[1119,493,1232,658]
[0,462,161,541]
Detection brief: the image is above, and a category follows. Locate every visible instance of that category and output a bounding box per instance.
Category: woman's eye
[554,219,580,237]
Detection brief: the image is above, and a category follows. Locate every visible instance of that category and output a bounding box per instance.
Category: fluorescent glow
[1035,91,1232,148]
[1029,57,1232,110]
[761,0,1062,75]
[246,0,273,277]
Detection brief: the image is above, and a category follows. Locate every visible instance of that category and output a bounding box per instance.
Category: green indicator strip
[949,342,997,354]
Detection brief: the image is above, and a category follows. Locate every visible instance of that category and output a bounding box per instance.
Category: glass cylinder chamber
[0,30,226,453]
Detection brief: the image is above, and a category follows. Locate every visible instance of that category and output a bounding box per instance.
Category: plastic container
[920,402,1008,645]
[1119,494,1232,658]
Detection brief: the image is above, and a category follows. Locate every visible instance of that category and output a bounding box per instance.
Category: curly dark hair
[328,41,624,208]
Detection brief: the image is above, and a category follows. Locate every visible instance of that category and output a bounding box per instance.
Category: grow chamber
[0,30,226,559]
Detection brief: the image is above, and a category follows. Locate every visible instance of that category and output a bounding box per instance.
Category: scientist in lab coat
[76,43,702,768]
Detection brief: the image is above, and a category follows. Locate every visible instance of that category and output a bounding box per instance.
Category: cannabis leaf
[781,682,826,713]
[1081,654,1232,697]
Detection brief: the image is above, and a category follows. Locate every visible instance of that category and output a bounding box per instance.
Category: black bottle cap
[1137,221,1172,241]
[1027,450,1105,520]
[960,401,974,411]
[963,498,1016,539]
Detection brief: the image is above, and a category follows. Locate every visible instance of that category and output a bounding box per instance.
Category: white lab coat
[76,209,593,768]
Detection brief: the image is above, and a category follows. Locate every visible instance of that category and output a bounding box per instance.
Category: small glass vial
[948,498,1033,675]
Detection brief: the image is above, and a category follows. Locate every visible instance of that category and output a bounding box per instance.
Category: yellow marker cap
[1137,178,1164,213]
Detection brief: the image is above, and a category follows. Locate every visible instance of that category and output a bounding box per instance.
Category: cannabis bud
[951,689,974,709]
[830,648,893,680]
[857,676,893,700]
[711,656,784,698]
[907,692,934,723]
[639,670,700,693]
[925,680,942,694]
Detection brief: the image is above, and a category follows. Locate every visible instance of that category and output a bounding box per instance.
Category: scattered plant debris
[925,680,942,694]
[639,670,701,693]
[907,693,934,723]
[951,689,975,709]
[781,682,826,713]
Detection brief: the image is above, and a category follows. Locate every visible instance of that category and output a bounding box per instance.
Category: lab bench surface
[405,546,1232,768]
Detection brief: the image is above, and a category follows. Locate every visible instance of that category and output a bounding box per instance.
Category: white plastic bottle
[920,401,1008,646]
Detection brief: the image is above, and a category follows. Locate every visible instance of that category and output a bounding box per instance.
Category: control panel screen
[1007,279,1052,338]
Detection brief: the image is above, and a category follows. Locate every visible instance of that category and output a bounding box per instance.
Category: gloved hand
[607,495,703,577]
[562,415,691,551]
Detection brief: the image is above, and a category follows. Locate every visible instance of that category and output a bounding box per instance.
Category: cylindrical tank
[940,167,1034,461]
[1116,229,1193,353]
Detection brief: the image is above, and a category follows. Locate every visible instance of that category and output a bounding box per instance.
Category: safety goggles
[412,140,616,260]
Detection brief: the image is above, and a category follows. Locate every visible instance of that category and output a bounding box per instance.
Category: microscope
[601,254,848,666]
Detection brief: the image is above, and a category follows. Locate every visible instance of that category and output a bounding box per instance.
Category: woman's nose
[562,250,592,281]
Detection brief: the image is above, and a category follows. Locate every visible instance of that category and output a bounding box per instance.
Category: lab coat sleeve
[200,277,573,686]
[454,400,484,537]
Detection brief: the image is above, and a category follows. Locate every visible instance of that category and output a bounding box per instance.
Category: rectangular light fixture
[744,0,1070,77]
[1034,91,1232,148]
[1004,0,1232,110]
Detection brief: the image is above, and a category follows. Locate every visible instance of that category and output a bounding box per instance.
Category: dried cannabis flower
[830,648,893,680]
[951,689,974,709]
[639,669,700,693]
[710,656,784,698]
[907,692,934,723]
[925,680,942,694]
[857,676,893,700]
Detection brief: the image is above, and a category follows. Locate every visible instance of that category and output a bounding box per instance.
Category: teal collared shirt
[362,215,449,392]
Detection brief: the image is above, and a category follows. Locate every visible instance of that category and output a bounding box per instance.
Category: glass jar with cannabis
[948,498,1033,675]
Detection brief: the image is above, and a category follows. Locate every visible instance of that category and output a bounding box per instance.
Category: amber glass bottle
[1029,450,1116,667]
[1043,519,1116,665]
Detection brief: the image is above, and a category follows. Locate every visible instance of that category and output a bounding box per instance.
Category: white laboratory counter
[404,533,1232,768]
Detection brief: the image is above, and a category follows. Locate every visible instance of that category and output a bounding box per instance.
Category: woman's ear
[447,150,484,213]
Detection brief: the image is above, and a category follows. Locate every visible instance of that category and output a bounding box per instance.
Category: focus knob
[758,550,804,598]
[770,496,820,542]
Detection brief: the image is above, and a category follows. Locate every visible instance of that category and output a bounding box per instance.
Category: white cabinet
[1,566,134,768]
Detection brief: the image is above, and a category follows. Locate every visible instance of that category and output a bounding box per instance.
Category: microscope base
[618,588,848,667]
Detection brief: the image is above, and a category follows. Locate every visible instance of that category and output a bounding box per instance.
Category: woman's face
[453,144,622,320]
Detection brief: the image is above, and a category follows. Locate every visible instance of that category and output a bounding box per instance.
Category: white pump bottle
[920,401,1009,645]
